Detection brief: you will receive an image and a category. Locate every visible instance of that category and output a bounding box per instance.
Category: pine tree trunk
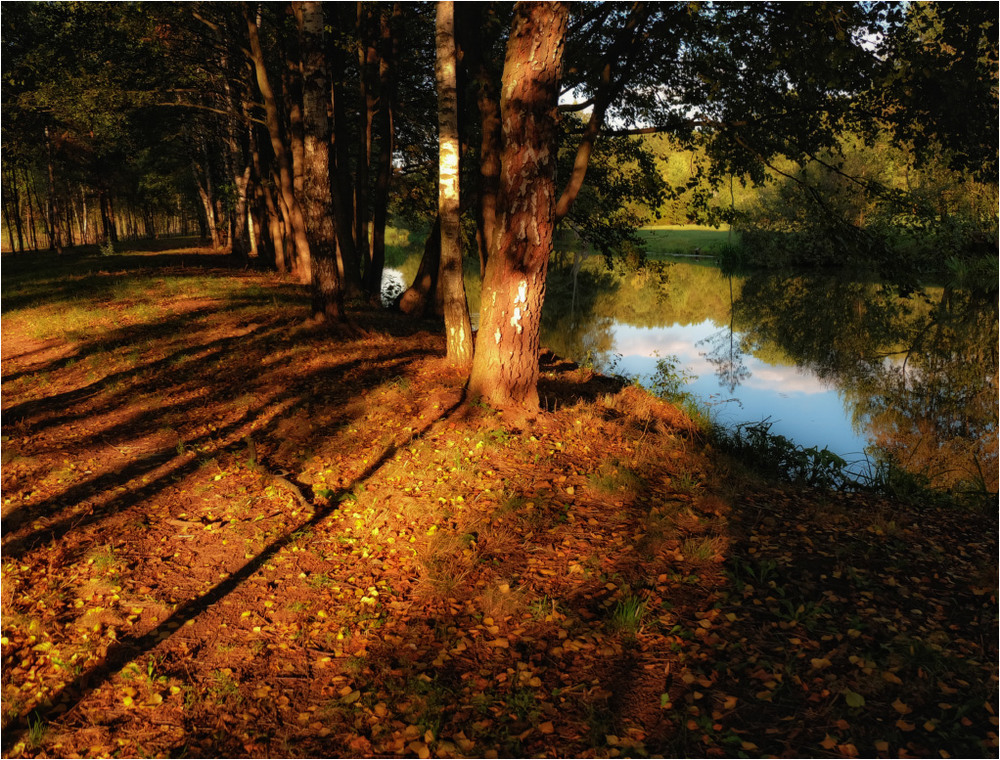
[44,127,63,253]
[295,0,343,322]
[354,3,378,294]
[467,1,569,410]
[463,5,502,278]
[436,1,473,367]
[365,2,399,301]
[398,217,442,316]
[245,5,312,284]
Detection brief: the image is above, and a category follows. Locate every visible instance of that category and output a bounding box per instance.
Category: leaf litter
[1,249,996,758]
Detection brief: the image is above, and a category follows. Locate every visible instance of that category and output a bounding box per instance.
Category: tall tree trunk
[24,168,45,250]
[192,156,220,247]
[436,1,473,367]
[354,2,378,294]
[44,127,63,252]
[331,76,359,285]
[365,2,398,301]
[3,166,24,253]
[463,4,502,278]
[467,1,569,410]
[1,169,16,253]
[245,4,312,284]
[294,0,343,322]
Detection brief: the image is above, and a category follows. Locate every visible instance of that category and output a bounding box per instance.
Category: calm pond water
[537,258,998,492]
[384,259,997,493]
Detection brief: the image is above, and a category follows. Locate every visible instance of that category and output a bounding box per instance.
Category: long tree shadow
[2,344,432,555]
[0,393,465,754]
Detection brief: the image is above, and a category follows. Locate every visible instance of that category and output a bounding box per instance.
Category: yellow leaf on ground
[408,741,430,759]
[874,740,890,752]
[892,698,912,715]
[820,735,838,750]
[539,722,554,735]
[896,720,916,732]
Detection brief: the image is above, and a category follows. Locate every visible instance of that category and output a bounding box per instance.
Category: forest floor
[1,241,996,759]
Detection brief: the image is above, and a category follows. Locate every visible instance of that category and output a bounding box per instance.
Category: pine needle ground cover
[2,244,996,758]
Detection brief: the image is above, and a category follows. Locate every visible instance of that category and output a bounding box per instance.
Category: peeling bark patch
[516,280,528,304]
[494,328,501,344]
[510,307,523,334]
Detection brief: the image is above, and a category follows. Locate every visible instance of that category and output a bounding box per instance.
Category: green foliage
[644,354,696,404]
[728,133,998,276]
[608,594,646,635]
[717,419,850,491]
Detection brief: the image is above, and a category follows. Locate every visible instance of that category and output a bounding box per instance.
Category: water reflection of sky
[608,321,872,464]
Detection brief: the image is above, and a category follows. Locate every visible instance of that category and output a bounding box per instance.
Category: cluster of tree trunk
[1,162,195,254]
[10,1,989,413]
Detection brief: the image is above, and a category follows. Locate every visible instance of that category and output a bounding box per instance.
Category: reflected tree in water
[698,276,751,393]
[733,272,998,495]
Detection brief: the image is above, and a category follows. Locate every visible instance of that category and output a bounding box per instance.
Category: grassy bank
[636,225,734,259]
[1,243,996,758]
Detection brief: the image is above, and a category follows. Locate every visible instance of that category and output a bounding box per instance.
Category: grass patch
[636,225,735,258]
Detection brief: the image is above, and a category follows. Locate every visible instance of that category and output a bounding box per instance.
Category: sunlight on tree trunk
[467,1,569,410]
[436,0,473,368]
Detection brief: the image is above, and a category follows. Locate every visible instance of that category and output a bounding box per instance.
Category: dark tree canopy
[2,0,995,407]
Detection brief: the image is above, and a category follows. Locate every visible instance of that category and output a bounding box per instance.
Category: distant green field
[637,225,735,257]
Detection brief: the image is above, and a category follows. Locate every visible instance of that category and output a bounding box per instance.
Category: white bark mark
[510,306,523,334]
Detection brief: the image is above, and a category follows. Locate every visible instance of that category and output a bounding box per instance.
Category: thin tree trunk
[354,2,378,293]
[2,169,16,253]
[332,76,360,285]
[468,1,569,410]
[10,168,25,252]
[24,168,43,250]
[366,2,398,300]
[44,127,63,252]
[192,157,219,247]
[2,166,23,253]
[245,4,312,284]
[436,1,473,366]
[463,4,502,278]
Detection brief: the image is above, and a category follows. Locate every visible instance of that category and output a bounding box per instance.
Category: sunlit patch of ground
[1,244,996,758]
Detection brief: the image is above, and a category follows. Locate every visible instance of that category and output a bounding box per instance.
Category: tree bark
[354,2,378,293]
[462,4,502,278]
[245,3,312,283]
[398,217,442,316]
[467,1,569,410]
[436,1,474,367]
[294,0,343,322]
[365,2,398,301]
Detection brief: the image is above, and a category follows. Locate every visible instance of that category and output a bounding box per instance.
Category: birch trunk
[436,1,473,366]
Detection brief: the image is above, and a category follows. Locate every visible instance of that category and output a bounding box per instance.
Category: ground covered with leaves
[2,243,997,758]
